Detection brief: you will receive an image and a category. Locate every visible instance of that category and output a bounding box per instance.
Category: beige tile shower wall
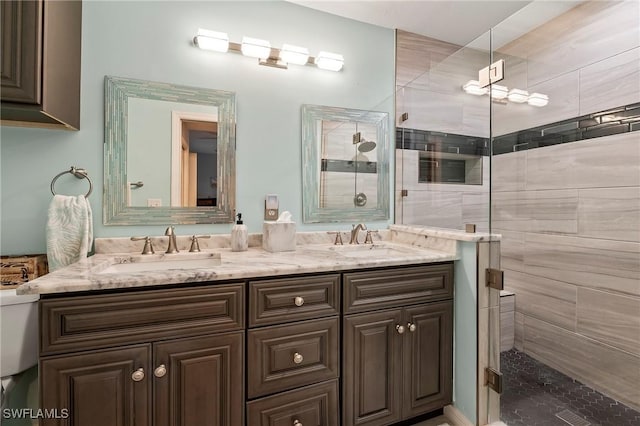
[493,132,640,410]
[396,30,490,136]
[493,0,640,136]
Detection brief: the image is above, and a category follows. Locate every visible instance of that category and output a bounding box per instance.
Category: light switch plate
[265,194,279,221]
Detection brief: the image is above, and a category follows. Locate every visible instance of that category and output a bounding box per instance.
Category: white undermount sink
[94,252,222,274]
[322,243,413,258]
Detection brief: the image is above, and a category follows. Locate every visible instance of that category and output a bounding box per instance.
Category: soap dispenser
[231,213,248,252]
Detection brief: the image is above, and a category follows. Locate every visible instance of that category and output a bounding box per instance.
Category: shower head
[358,140,377,153]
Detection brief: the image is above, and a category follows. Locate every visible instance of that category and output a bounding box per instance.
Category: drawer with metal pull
[247,317,339,398]
[249,274,340,327]
[246,379,338,426]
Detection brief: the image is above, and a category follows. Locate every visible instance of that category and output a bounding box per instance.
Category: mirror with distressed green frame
[302,104,390,223]
[104,76,236,225]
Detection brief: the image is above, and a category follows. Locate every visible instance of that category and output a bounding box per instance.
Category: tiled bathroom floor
[501,349,640,426]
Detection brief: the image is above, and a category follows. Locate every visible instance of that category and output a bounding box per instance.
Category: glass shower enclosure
[396,0,640,424]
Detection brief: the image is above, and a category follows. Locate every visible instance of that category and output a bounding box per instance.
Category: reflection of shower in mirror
[358,140,377,153]
[352,129,377,207]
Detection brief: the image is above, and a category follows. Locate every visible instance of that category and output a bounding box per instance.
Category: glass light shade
[507,88,529,103]
[315,51,344,71]
[490,84,508,99]
[463,80,488,96]
[241,37,271,59]
[528,93,549,107]
[195,29,229,53]
[279,44,309,65]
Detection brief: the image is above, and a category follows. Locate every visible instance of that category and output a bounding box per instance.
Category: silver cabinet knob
[396,324,405,334]
[293,420,302,426]
[408,323,417,332]
[294,296,305,307]
[154,364,167,378]
[293,352,304,364]
[131,368,145,382]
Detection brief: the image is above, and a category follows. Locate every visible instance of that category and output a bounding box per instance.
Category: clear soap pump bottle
[231,213,248,252]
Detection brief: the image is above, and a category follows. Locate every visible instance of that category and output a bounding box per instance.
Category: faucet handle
[327,231,343,245]
[364,230,379,244]
[130,236,155,255]
[189,235,211,252]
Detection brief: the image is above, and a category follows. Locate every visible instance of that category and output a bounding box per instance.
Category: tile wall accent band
[320,159,377,174]
[398,102,640,156]
[493,102,640,155]
[396,128,489,156]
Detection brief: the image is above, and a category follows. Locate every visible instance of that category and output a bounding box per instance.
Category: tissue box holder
[262,222,296,252]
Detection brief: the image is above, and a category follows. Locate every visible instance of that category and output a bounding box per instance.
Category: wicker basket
[0,254,49,289]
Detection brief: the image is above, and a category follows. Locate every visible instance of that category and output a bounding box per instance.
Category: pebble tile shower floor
[501,349,640,426]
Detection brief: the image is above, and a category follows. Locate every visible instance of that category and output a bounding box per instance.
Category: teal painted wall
[454,241,478,424]
[0,1,395,255]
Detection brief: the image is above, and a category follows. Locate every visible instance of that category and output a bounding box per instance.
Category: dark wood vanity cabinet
[39,283,245,426]
[0,0,81,129]
[38,263,453,426]
[246,275,341,426]
[342,264,454,426]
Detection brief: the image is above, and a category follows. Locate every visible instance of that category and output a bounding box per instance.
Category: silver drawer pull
[293,352,304,364]
[131,368,145,382]
[294,296,305,307]
[154,364,167,378]
[396,324,405,334]
[293,420,302,426]
[408,322,417,332]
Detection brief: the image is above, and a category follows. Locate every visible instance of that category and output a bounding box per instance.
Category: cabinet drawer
[249,275,340,327]
[343,263,453,313]
[247,379,338,426]
[247,317,339,398]
[41,283,245,355]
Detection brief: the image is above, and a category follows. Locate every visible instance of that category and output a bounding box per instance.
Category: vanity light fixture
[490,84,509,100]
[193,28,343,72]
[315,51,344,72]
[527,92,549,107]
[279,44,310,65]
[194,29,229,53]
[241,36,271,59]
[461,80,549,107]
[507,88,529,103]
[463,80,488,96]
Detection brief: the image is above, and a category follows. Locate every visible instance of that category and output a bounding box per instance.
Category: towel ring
[50,166,93,197]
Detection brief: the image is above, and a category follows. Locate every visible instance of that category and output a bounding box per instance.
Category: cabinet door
[40,345,151,426]
[343,309,403,426]
[0,0,42,104]
[402,301,453,419]
[153,331,244,426]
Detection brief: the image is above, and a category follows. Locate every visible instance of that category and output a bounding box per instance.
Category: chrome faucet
[349,223,367,244]
[164,226,179,254]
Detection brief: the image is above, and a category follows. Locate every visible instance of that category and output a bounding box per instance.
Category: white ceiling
[288,0,579,47]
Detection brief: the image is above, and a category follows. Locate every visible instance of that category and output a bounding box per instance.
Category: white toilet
[0,288,40,403]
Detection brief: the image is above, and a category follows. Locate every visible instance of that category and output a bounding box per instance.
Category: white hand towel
[46,195,93,272]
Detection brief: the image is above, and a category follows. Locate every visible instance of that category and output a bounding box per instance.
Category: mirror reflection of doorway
[171,112,218,207]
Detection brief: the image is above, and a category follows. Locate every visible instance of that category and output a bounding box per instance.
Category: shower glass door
[489,1,640,425]
[396,30,491,231]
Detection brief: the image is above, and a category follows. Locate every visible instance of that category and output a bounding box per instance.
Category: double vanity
[15,225,490,426]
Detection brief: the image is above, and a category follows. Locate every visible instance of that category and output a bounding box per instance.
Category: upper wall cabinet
[0,0,82,130]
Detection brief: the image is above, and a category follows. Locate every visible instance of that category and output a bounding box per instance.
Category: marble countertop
[17,226,498,296]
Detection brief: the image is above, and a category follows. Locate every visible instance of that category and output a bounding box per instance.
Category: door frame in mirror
[301,104,390,223]
[103,76,236,225]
